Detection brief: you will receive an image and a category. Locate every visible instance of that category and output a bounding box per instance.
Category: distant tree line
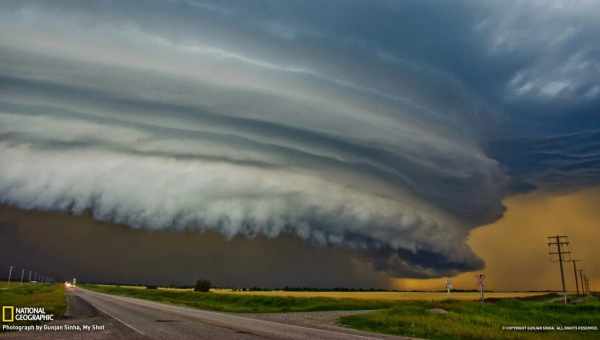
[194,279,211,292]
[144,279,212,292]
[83,280,568,294]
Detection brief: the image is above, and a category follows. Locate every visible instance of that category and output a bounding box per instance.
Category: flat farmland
[212,289,548,301]
[83,285,599,339]
[97,285,548,301]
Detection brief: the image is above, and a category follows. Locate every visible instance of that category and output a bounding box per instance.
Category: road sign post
[477,274,486,304]
[446,278,453,294]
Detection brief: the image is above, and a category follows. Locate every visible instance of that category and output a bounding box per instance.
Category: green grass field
[0,282,66,325]
[339,295,600,340]
[83,284,599,339]
[83,284,395,313]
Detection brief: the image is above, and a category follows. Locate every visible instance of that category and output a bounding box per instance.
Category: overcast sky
[1,0,599,285]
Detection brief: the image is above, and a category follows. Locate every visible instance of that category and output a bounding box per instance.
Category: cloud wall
[1,0,598,279]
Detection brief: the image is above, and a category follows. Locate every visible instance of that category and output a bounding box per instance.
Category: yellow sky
[394,186,600,292]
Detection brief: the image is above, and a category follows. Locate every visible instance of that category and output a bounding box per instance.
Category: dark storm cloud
[0,0,598,282]
[490,129,600,192]
[0,205,391,287]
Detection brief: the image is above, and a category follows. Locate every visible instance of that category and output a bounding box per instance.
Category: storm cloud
[1,0,598,281]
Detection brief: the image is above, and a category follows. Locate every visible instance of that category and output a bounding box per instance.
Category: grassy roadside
[0,282,66,325]
[82,284,395,313]
[339,295,600,340]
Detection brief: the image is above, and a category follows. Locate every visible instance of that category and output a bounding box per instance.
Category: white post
[7,266,13,285]
[20,269,25,284]
[478,274,486,304]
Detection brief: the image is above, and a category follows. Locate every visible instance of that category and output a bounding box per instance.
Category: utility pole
[548,235,570,304]
[578,269,586,295]
[571,259,581,295]
[20,269,25,284]
[584,276,591,295]
[7,265,13,285]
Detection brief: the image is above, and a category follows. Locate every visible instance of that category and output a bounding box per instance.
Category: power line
[4,266,56,286]
[548,235,570,303]
[571,259,582,295]
[578,269,586,295]
[584,275,591,295]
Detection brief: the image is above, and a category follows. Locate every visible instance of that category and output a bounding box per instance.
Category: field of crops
[83,285,396,313]
[212,289,547,301]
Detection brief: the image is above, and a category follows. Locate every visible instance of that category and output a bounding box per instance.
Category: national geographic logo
[1,306,53,322]
[2,306,14,323]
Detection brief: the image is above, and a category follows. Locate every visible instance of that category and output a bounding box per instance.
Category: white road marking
[75,289,146,336]
[74,287,405,340]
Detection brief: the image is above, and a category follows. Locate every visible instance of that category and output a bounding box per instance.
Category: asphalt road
[70,287,411,340]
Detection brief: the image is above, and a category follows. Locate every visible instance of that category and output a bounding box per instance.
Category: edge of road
[72,287,414,340]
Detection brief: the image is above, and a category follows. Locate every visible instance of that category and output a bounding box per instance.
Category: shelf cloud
[1,0,598,281]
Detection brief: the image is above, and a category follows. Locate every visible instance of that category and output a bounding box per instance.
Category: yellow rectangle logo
[2,306,14,322]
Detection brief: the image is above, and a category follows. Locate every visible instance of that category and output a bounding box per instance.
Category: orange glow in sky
[394,186,600,292]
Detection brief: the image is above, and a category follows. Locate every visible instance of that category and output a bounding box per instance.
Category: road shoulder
[1,290,148,340]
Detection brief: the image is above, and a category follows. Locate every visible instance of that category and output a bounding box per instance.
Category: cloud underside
[1,0,599,280]
[0,74,492,278]
[0,205,396,288]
